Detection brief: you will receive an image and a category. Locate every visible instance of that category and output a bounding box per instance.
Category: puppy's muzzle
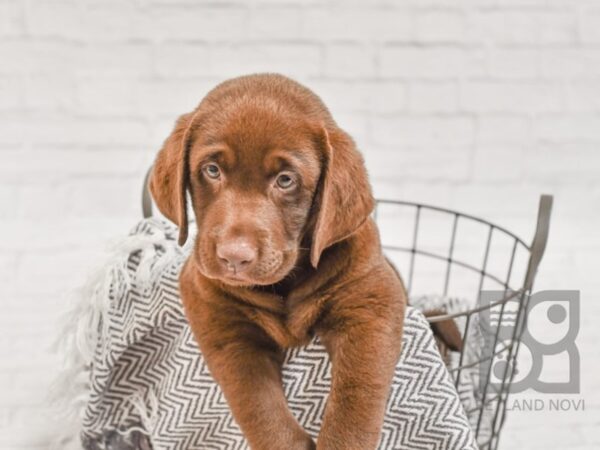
[216,238,257,274]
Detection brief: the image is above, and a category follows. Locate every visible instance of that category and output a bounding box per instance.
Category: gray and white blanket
[56,219,479,450]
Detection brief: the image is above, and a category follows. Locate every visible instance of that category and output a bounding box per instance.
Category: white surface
[0,0,599,448]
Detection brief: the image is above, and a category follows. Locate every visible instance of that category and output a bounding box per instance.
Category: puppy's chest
[248,298,324,348]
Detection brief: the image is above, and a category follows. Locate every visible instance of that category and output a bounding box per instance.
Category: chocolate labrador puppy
[150,73,406,449]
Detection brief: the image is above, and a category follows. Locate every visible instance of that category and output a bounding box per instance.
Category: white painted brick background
[1,0,599,448]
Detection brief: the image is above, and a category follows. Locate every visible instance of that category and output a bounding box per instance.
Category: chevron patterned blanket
[60,219,478,450]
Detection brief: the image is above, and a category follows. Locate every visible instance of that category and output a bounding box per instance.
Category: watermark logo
[477,290,580,394]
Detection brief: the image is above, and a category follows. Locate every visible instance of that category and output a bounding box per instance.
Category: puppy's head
[150,74,374,286]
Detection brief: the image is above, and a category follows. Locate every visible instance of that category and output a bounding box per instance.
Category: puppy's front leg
[187,310,313,449]
[180,265,314,449]
[203,334,314,449]
[316,288,404,449]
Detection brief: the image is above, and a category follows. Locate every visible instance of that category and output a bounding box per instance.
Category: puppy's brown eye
[203,163,221,179]
[276,173,295,190]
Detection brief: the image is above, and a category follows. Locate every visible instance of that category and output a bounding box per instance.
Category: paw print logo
[492,354,517,383]
[479,290,580,394]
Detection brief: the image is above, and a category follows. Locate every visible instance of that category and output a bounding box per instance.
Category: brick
[76,77,139,116]
[460,82,562,113]
[332,112,369,146]
[407,81,458,113]
[534,114,600,141]
[24,0,85,40]
[302,9,412,42]
[511,422,585,448]
[580,8,600,44]
[0,149,148,183]
[477,116,531,144]
[322,44,376,79]
[541,49,600,78]
[449,185,547,220]
[567,82,600,112]
[466,11,537,44]
[408,0,547,5]
[13,249,99,295]
[472,144,525,182]
[63,178,139,218]
[371,115,475,147]
[415,11,465,43]
[76,43,153,77]
[142,6,248,42]
[0,253,18,283]
[29,1,159,44]
[0,76,22,110]
[247,7,302,40]
[0,218,131,252]
[368,81,408,113]
[0,309,62,338]
[466,10,576,46]
[250,0,322,4]
[81,3,146,42]
[152,116,187,148]
[307,80,372,113]
[0,184,19,220]
[0,0,23,37]
[365,145,471,182]
[25,74,77,112]
[154,43,211,77]
[0,41,79,75]
[0,116,29,146]
[136,79,216,115]
[307,80,407,114]
[2,420,67,449]
[14,185,67,220]
[489,49,539,80]
[380,46,486,79]
[539,11,578,44]
[208,44,321,78]
[28,117,151,147]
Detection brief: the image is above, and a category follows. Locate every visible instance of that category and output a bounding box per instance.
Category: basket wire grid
[374,196,552,450]
[141,170,552,450]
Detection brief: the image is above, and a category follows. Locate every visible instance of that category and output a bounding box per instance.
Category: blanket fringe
[49,219,180,449]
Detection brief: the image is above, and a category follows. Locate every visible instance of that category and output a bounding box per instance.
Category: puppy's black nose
[216,239,257,274]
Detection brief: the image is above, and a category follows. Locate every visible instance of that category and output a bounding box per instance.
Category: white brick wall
[1,0,599,448]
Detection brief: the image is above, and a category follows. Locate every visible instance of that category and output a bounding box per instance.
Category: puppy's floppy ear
[149,112,196,246]
[310,126,375,268]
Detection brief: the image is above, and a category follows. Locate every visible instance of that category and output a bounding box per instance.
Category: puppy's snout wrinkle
[216,238,257,274]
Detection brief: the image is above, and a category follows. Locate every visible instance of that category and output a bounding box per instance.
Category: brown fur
[150,74,407,449]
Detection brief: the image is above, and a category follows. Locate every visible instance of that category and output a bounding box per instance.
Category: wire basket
[374,196,552,450]
[141,171,552,449]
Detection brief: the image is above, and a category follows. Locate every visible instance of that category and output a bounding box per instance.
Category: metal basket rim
[375,198,529,250]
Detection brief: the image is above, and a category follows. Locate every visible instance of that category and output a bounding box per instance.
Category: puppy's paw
[289,432,316,450]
